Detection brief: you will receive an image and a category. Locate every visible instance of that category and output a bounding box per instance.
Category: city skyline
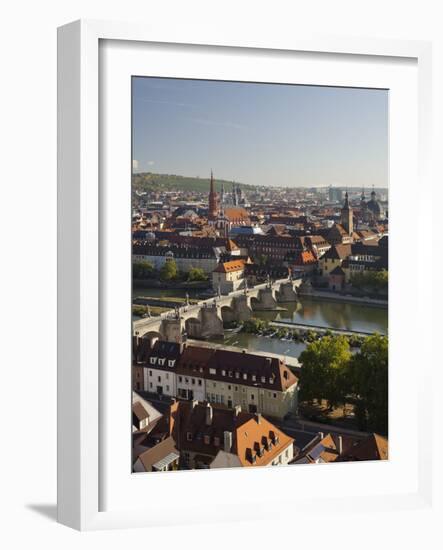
[132,77,388,189]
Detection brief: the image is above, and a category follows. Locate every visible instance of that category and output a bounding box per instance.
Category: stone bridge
[133,277,302,343]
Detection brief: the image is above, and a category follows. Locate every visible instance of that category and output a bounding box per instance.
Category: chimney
[205,403,213,425]
[337,435,343,454]
[255,413,262,424]
[191,399,198,409]
[234,405,242,416]
[224,430,233,453]
[319,432,324,440]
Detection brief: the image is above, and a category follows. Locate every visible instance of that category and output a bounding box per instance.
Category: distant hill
[132,172,254,194]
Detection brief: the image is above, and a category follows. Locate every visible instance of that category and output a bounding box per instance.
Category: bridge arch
[185,316,202,339]
[141,330,162,347]
[220,304,236,324]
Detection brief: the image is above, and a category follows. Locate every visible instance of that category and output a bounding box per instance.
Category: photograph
[131,76,389,473]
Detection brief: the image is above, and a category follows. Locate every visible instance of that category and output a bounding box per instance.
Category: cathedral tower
[208,170,218,220]
[340,191,354,235]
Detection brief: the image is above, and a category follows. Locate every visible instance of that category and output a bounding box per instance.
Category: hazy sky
[132,77,388,188]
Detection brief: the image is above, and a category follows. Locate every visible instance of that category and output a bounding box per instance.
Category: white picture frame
[57,19,433,531]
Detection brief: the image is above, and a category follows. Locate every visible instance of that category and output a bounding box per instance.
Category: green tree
[187,267,207,282]
[351,270,388,292]
[160,260,178,281]
[347,334,388,434]
[132,260,155,279]
[299,336,351,409]
[242,318,268,334]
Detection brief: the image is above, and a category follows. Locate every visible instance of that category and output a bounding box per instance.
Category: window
[204,435,210,445]
[178,376,183,383]
[157,376,161,382]
[213,382,216,388]
[198,380,202,386]
[252,375,256,381]
[243,373,247,380]
[228,385,231,390]
[166,385,170,392]
[273,393,277,399]
[149,382,153,389]
[251,394,255,400]
[166,373,169,380]
[222,370,226,376]
[150,357,156,365]
[187,432,193,441]
[191,378,195,385]
[149,370,152,376]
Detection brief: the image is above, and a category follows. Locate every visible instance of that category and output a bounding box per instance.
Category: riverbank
[270,320,383,337]
[133,279,210,290]
[299,288,388,308]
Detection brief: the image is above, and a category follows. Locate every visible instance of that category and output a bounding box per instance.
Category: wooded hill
[132,172,255,194]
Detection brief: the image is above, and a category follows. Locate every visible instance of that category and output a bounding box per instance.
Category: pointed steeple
[208,170,218,220]
[340,190,353,235]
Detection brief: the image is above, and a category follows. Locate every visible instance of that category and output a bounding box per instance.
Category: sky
[132,77,388,188]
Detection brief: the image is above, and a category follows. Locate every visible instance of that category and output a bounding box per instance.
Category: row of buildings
[132,338,299,420]
[132,392,388,473]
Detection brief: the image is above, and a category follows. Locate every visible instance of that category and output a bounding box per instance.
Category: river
[133,287,387,360]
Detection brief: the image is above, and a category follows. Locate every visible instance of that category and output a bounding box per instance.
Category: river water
[133,287,387,360]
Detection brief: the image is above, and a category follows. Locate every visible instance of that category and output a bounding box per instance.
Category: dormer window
[222,370,226,376]
[235,372,240,379]
[159,358,165,366]
[204,435,211,445]
[187,432,193,441]
[228,371,233,377]
[168,359,175,367]
[261,376,266,383]
[252,375,256,381]
[243,373,247,380]
[150,357,157,365]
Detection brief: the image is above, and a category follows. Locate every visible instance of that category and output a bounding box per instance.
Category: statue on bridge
[185,292,190,306]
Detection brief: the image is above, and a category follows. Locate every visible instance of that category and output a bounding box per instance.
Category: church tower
[208,170,218,220]
[340,191,354,235]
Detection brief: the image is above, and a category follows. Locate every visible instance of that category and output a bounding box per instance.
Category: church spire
[208,170,218,220]
[340,190,353,235]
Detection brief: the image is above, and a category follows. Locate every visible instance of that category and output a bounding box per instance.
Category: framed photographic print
[57,20,433,530]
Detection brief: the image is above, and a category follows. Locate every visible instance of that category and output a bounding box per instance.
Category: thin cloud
[147,160,155,166]
[140,97,191,108]
[183,116,246,130]
[132,159,139,170]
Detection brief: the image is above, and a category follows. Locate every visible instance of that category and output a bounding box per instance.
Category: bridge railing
[133,277,301,330]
